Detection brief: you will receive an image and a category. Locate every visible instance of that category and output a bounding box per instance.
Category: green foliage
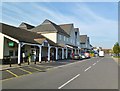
[113,42,120,56]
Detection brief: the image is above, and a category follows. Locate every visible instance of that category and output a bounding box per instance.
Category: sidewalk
[0,60,69,71]
[0,61,51,71]
[112,57,120,65]
[0,59,85,71]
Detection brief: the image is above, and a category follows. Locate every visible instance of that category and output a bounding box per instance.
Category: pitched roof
[19,22,35,30]
[59,24,73,35]
[31,19,70,37]
[80,35,87,43]
[1,23,58,46]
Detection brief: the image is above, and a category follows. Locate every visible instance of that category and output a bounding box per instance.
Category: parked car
[79,54,86,59]
[84,52,90,58]
[73,54,80,60]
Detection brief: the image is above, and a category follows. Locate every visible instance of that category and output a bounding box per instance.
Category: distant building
[79,35,91,50]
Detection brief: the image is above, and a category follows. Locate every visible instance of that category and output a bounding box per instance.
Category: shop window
[15,50,18,56]
[9,50,14,56]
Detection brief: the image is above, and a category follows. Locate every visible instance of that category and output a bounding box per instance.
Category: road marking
[93,63,96,66]
[84,66,91,72]
[97,61,99,62]
[6,70,18,77]
[58,74,80,89]
[2,72,32,82]
[28,66,43,72]
[19,68,32,74]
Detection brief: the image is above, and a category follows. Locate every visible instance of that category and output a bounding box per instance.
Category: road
[2,55,118,90]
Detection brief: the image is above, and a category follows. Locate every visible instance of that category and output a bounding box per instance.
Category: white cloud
[1,2,118,48]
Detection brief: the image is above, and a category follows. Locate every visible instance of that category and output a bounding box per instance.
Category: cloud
[31,2,118,48]
[1,2,117,48]
[2,3,41,26]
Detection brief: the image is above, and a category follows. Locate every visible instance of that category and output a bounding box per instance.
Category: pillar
[72,49,73,53]
[18,43,21,64]
[48,46,51,61]
[75,49,77,54]
[38,46,42,62]
[66,48,68,59]
[62,48,64,59]
[56,47,58,60]
[78,49,79,54]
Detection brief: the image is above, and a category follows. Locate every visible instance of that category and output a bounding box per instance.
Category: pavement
[0,59,80,81]
[112,57,120,65]
[1,55,119,90]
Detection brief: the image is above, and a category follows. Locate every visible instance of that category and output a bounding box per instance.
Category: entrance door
[31,48,36,62]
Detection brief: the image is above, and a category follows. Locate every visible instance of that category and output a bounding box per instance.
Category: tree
[113,42,120,56]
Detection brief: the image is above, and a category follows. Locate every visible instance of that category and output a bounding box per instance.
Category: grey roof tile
[31,19,70,37]
[1,23,58,46]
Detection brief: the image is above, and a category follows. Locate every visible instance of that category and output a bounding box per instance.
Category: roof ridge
[59,23,73,26]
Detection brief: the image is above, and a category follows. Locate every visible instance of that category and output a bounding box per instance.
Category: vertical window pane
[9,50,14,56]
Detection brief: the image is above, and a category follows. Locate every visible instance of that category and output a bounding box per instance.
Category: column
[48,46,51,61]
[66,48,68,59]
[18,43,21,65]
[55,47,58,60]
[38,46,42,62]
[62,48,64,59]
[75,49,77,54]
[72,49,73,53]
[78,49,79,54]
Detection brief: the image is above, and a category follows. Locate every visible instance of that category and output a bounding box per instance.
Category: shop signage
[8,42,14,47]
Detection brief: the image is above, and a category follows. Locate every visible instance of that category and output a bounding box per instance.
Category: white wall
[0,33,4,59]
[41,33,57,43]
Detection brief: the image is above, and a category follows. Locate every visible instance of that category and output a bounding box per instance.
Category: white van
[99,51,104,57]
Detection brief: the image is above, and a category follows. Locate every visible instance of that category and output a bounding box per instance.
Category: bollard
[34,60,36,64]
[28,59,30,65]
[19,63,21,66]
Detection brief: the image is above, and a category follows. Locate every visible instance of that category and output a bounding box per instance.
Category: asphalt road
[2,55,118,89]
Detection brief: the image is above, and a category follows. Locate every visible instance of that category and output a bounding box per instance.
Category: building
[30,19,81,59]
[0,23,61,64]
[0,19,93,65]
[80,35,91,51]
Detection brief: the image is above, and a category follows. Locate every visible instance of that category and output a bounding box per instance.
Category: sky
[0,1,118,49]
